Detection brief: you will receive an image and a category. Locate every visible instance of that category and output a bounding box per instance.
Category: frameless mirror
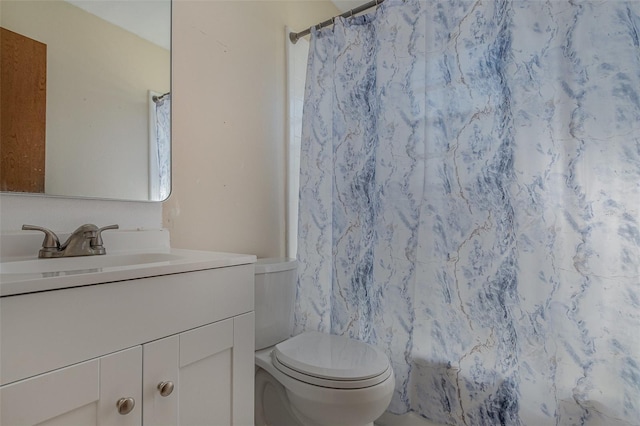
[1,0,171,201]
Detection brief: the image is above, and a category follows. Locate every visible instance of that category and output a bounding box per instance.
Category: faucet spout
[60,224,100,257]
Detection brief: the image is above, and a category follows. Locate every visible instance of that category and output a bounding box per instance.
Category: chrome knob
[116,397,135,415]
[157,381,174,397]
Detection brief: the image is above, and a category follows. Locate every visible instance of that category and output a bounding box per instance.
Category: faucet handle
[22,225,60,249]
[92,224,119,253]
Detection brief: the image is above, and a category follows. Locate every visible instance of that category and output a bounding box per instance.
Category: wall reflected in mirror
[0,0,171,201]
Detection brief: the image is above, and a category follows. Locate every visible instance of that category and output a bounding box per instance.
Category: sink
[0,253,183,275]
[0,246,256,297]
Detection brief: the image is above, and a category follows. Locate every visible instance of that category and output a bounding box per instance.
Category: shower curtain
[152,95,171,201]
[295,0,640,425]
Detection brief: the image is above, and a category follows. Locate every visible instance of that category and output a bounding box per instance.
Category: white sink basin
[0,248,255,297]
[0,253,183,275]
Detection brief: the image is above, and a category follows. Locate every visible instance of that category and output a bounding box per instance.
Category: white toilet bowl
[255,332,395,426]
[254,259,395,426]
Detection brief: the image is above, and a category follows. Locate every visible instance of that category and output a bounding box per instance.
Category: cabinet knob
[157,381,174,397]
[116,397,135,415]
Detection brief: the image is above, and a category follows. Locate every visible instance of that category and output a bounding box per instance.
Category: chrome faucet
[22,224,119,258]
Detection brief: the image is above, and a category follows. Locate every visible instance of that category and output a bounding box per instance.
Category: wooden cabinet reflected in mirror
[1,28,47,193]
[0,0,171,202]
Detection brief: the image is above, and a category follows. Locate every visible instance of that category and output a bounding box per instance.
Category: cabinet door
[0,347,141,426]
[98,346,142,426]
[143,335,179,426]
[178,318,235,426]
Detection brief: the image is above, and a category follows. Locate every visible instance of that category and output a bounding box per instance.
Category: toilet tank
[254,258,297,350]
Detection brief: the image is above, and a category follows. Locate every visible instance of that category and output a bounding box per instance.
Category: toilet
[254,258,395,426]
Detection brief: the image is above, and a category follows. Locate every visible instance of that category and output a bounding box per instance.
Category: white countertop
[0,248,256,297]
[0,229,256,297]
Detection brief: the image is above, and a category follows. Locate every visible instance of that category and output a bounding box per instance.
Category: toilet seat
[272,331,391,389]
[272,353,391,389]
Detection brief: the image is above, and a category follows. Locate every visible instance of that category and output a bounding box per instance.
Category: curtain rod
[152,92,170,102]
[152,92,170,105]
[289,0,385,44]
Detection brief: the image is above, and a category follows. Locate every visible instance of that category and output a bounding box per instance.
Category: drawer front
[0,264,254,386]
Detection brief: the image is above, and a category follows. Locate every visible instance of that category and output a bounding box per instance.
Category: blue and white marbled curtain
[295,1,640,425]
[154,96,171,200]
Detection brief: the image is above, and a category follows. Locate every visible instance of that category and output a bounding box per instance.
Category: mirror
[0,0,171,201]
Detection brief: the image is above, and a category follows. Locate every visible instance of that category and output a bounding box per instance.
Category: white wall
[0,194,162,233]
[164,1,338,257]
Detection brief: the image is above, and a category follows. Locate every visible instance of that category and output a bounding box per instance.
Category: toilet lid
[273,331,390,381]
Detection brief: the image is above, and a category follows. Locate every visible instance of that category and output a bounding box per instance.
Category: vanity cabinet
[0,262,255,426]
